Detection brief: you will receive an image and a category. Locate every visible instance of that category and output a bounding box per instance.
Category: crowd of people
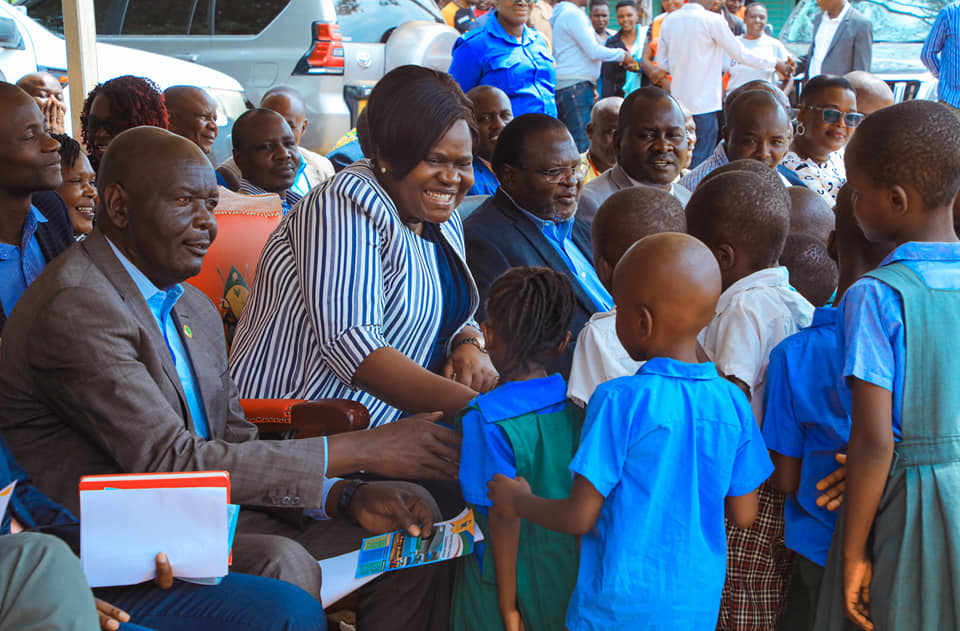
[1,0,960,629]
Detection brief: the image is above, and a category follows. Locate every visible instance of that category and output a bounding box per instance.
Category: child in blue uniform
[451,266,583,631]
[763,185,894,628]
[815,100,960,631]
[488,233,773,630]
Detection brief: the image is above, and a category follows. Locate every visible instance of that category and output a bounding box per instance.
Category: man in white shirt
[728,3,792,92]
[655,0,793,168]
[797,0,873,81]
[551,0,630,152]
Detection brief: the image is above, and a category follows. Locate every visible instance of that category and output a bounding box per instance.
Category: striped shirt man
[922,1,960,110]
[237,178,303,215]
[228,161,479,427]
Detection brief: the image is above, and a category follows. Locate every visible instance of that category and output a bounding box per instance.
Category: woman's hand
[444,340,498,393]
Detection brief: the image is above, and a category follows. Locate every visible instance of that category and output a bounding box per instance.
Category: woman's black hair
[366,65,476,179]
[51,133,83,170]
[799,75,855,104]
[484,266,576,376]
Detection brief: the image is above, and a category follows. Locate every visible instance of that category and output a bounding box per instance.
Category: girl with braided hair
[451,266,582,631]
[80,75,169,169]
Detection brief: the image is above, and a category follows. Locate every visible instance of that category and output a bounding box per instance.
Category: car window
[19,0,109,34]
[120,0,211,35]
[335,0,440,43]
[781,0,946,44]
[214,0,292,35]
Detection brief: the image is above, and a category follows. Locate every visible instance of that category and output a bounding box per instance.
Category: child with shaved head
[815,100,960,631]
[488,233,772,630]
[687,169,814,629]
[567,187,686,406]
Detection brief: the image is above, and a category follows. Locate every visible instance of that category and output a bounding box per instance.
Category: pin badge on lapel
[183,325,193,339]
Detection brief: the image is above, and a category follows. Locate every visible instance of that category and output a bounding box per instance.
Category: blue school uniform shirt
[458,373,569,511]
[566,357,773,630]
[449,13,557,117]
[840,242,960,440]
[762,306,850,566]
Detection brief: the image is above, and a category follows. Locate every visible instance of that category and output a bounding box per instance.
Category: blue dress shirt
[762,307,849,566]
[105,239,211,439]
[0,206,48,316]
[467,157,499,196]
[567,357,773,629]
[514,205,613,312]
[840,242,960,440]
[922,1,960,108]
[449,12,557,117]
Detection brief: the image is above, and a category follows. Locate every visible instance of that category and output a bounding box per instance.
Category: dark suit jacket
[463,189,599,377]
[798,6,873,80]
[0,192,75,332]
[0,228,328,514]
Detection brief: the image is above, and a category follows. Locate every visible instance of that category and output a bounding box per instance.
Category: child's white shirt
[698,267,814,425]
[568,307,644,407]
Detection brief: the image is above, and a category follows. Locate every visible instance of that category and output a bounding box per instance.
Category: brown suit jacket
[0,228,328,514]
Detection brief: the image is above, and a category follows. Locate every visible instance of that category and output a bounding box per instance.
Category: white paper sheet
[80,486,228,587]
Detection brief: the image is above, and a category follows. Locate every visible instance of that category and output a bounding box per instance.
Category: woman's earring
[380,167,387,174]
[796,121,806,136]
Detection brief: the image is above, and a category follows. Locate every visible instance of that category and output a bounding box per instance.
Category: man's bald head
[260,87,308,145]
[844,71,894,116]
[16,71,64,104]
[98,127,218,289]
[164,86,219,154]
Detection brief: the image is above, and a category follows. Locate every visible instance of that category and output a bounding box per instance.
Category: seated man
[0,126,453,631]
[680,89,792,190]
[230,108,302,213]
[16,71,66,134]
[0,434,326,631]
[0,83,73,333]
[465,85,513,196]
[219,87,334,195]
[577,87,692,225]
[581,96,622,184]
[164,86,220,159]
[464,113,611,377]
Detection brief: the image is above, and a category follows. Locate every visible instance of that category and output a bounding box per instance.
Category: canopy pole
[61,0,98,137]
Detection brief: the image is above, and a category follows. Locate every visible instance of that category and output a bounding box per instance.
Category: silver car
[20,0,459,153]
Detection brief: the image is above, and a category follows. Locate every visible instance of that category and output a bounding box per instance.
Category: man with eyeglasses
[463,113,610,377]
[578,87,692,226]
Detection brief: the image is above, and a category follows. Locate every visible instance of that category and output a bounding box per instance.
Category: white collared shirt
[808,1,850,78]
[656,3,777,115]
[552,0,625,82]
[567,307,644,407]
[698,267,814,425]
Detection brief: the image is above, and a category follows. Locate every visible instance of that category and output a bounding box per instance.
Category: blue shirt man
[567,358,773,630]
[0,206,47,316]
[106,238,211,439]
[922,1,960,110]
[449,11,557,117]
[762,306,849,566]
[467,157,499,196]
[840,242,960,439]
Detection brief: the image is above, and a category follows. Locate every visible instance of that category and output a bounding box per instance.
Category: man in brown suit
[0,126,451,630]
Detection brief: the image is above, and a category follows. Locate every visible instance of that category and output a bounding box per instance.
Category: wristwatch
[337,480,368,525]
[453,335,487,353]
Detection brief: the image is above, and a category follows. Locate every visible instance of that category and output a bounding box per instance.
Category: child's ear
[480,321,494,347]
[636,305,653,339]
[556,331,571,356]
[713,243,736,272]
[888,184,909,217]
[826,229,838,263]
[597,256,614,290]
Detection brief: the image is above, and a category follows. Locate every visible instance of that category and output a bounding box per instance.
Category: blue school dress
[815,262,960,630]
[451,375,582,631]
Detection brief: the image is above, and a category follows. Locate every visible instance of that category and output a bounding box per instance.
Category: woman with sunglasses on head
[449,0,557,117]
[780,74,861,205]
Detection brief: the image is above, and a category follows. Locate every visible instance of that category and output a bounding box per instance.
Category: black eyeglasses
[513,163,588,183]
[805,106,864,129]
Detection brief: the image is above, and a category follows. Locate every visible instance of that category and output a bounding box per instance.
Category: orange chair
[188,187,369,437]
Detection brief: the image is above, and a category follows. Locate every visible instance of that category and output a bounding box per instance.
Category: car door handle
[174,53,199,62]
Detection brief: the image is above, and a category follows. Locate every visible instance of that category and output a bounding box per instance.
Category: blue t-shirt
[567,357,773,630]
[449,12,557,117]
[840,242,960,440]
[762,307,849,566]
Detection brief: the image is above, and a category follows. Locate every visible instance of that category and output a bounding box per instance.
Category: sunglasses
[805,105,864,129]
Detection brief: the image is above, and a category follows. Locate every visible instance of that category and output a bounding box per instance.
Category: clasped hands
[775,58,797,79]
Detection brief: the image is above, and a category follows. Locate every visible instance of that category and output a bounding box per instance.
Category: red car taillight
[294,21,345,75]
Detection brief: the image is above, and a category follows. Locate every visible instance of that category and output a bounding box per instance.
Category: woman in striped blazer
[229,66,498,480]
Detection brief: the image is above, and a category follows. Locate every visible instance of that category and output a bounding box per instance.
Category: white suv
[0,2,247,165]
[20,0,460,153]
